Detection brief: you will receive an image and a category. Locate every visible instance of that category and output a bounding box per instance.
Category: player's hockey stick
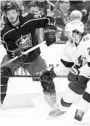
[1,75,67,78]
[1,41,46,68]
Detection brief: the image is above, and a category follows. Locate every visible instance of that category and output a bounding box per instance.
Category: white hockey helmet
[65,20,84,33]
[65,20,84,38]
[70,10,82,21]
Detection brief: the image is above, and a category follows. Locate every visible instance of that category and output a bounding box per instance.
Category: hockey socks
[61,98,72,108]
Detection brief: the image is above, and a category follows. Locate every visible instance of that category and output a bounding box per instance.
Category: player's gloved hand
[44,24,57,46]
[44,17,56,46]
[11,48,28,60]
[11,48,22,58]
[68,66,80,81]
[68,55,85,81]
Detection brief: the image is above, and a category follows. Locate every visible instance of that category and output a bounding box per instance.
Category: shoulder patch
[82,35,90,42]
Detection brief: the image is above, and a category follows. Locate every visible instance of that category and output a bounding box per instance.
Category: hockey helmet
[65,20,84,33]
[65,20,84,39]
[72,20,84,33]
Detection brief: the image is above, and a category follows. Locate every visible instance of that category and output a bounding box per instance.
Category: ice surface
[0,78,90,126]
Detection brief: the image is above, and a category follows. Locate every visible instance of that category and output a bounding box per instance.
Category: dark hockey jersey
[1,13,48,62]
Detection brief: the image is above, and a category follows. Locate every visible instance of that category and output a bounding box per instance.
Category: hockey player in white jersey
[53,19,85,76]
[49,34,90,121]
[35,17,90,117]
[34,9,89,110]
[74,37,90,121]
[47,10,84,77]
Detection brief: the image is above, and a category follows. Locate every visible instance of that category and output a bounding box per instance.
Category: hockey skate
[49,103,66,118]
[74,109,84,121]
[49,109,65,118]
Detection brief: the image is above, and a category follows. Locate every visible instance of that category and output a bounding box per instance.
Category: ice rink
[0,43,90,126]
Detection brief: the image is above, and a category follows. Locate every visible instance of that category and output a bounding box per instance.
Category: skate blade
[49,109,65,118]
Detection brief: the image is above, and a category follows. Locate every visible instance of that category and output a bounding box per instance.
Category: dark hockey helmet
[4,2,19,13]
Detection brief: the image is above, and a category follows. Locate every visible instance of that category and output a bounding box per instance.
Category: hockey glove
[68,66,80,81]
[11,48,28,60]
[74,55,84,69]
[68,55,85,81]
[9,48,22,58]
[44,25,57,46]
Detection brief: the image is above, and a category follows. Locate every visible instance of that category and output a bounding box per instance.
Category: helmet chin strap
[73,34,82,46]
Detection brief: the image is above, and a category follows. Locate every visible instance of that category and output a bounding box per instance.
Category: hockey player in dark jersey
[0,1,57,108]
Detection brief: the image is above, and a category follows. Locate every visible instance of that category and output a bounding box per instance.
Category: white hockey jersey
[77,34,90,63]
[54,20,89,76]
[77,34,90,78]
